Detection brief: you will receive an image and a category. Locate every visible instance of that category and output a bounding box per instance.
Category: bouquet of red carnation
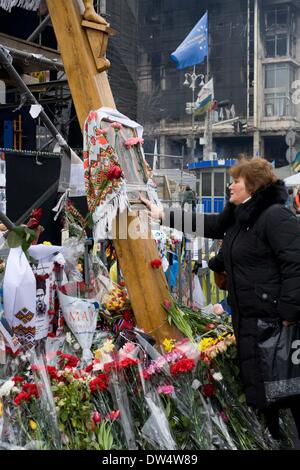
[27,208,43,229]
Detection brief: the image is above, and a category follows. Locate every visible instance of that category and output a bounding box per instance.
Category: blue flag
[170,12,208,70]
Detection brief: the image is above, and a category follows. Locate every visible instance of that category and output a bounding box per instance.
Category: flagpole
[174,11,208,163]
[204,11,213,162]
[191,65,196,161]
[206,10,210,80]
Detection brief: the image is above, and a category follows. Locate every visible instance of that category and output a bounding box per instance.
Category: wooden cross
[46,0,182,344]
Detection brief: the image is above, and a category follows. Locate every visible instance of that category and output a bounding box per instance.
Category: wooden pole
[46,0,182,344]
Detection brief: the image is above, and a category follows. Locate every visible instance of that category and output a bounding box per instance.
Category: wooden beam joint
[81,20,116,73]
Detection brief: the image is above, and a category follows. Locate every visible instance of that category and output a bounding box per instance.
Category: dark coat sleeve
[264,205,300,322]
[163,203,234,239]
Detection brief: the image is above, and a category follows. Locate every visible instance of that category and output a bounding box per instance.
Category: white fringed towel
[0,0,41,12]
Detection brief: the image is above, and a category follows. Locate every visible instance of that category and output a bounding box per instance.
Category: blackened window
[265,7,288,30]
[265,34,287,57]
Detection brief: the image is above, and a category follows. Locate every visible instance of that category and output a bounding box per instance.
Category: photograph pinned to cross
[257,318,300,404]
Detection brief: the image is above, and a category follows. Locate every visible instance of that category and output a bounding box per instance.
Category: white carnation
[0,380,15,397]
[212,372,223,381]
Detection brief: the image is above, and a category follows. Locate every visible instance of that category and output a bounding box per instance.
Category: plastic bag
[257,319,300,403]
[58,287,98,362]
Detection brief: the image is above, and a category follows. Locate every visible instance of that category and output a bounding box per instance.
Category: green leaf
[165,399,171,418]
[12,226,26,236]
[60,410,69,422]
[7,231,22,248]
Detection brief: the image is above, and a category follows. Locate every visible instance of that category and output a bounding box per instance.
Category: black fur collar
[222,180,288,228]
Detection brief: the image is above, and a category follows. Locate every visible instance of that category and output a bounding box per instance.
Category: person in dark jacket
[140,157,300,440]
[182,186,196,211]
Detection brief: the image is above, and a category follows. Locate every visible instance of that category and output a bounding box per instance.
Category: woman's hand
[139,194,164,221]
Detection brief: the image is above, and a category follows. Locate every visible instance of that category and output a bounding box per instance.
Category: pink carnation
[106,410,120,421]
[87,111,97,122]
[157,385,174,395]
[110,122,123,130]
[125,137,144,149]
[96,127,109,136]
[121,342,136,354]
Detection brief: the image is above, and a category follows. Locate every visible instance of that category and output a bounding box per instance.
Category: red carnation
[47,365,60,381]
[89,374,109,393]
[22,383,39,398]
[203,383,215,398]
[142,369,151,381]
[103,362,114,374]
[150,258,162,269]
[12,375,24,383]
[27,218,40,229]
[122,310,132,321]
[107,165,123,181]
[120,357,138,369]
[92,411,102,424]
[85,363,93,373]
[170,357,195,376]
[58,353,80,369]
[27,208,43,229]
[31,208,43,221]
[14,391,31,406]
[163,299,172,310]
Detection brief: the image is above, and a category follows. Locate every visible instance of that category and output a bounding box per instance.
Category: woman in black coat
[141,157,300,440]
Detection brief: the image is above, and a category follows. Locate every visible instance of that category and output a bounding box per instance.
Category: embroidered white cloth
[83,107,162,240]
[83,107,134,240]
[95,107,143,138]
[3,247,36,349]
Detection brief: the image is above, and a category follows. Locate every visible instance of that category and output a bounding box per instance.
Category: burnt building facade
[137,0,300,172]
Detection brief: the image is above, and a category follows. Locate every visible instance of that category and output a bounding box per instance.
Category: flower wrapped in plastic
[0,351,61,450]
[198,334,283,450]
[87,343,137,449]
[137,331,236,450]
[103,337,177,451]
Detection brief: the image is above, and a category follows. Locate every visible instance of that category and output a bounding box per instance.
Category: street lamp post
[183,66,205,161]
